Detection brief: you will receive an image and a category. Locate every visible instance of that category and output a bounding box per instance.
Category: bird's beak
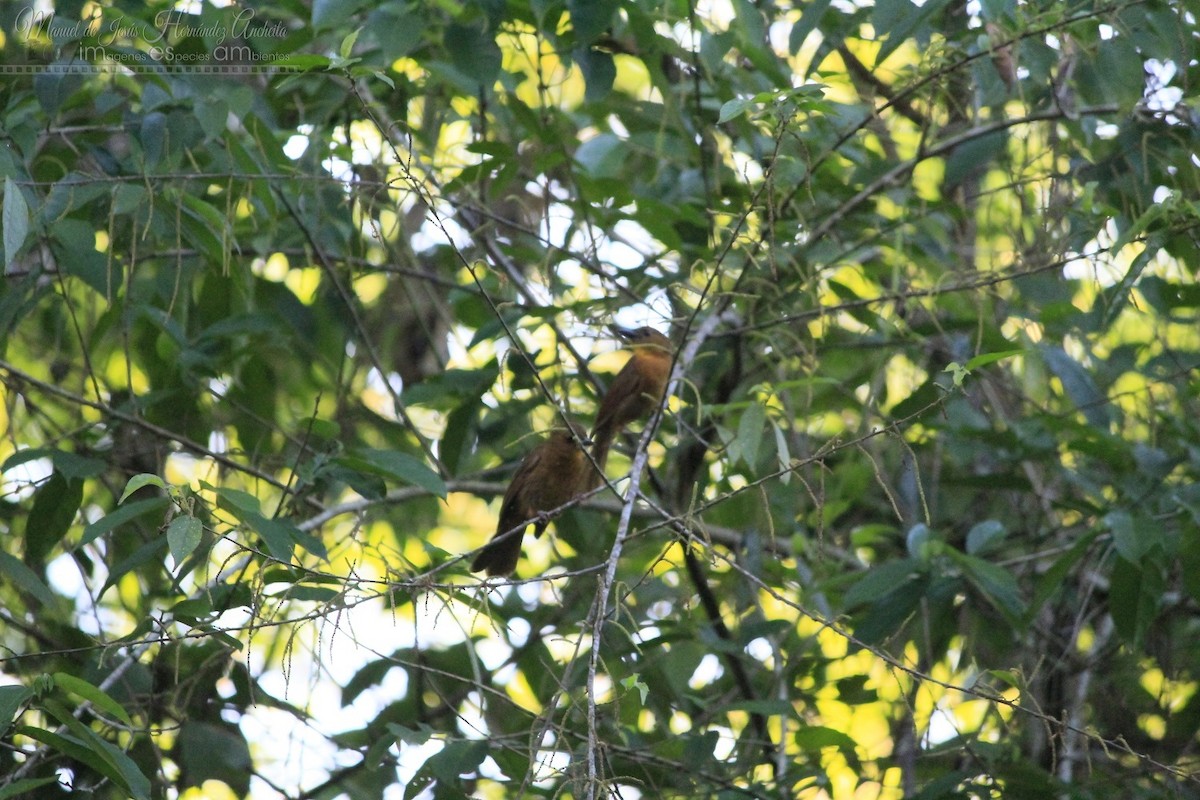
[564,424,593,447]
[612,326,637,341]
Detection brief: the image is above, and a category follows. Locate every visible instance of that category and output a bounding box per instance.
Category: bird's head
[554,417,592,448]
[613,326,672,354]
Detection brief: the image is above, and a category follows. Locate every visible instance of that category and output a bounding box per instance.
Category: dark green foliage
[1,0,1198,798]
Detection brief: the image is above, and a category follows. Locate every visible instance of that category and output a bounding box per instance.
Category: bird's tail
[471,520,525,577]
[586,423,615,489]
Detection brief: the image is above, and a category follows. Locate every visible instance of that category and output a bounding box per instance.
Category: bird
[470,418,592,577]
[589,326,673,484]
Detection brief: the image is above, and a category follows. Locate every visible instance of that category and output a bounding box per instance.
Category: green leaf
[844,558,921,608]
[1104,510,1161,564]
[905,523,934,559]
[733,401,766,468]
[718,97,754,123]
[1109,555,1162,648]
[213,486,263,517]
[73,724,151,800]
[0,685,33,736]
[1040,345,1110,429]
[721,699,800,719]
[337,449,446,498]
[0,550,57,606]
[577,47,616,103]
[891,379,941,419]
[247,514,297,561]
[30,675,54,698]
[1182,525,1200,605]
[167,515,204,568]
[772,419,792,483]
[440,400,478,476]
[1098,249,1154,330]
[568,0,618,42]
[793,724,859,752]
[950,551,1025,622]
[119,474,167,504]
[51,673,133,726]
[339,28,361,61]
[682,730,720,766]
[445,23,501,86]
[370,5,425,62]
[0,778,59,799]
[26,472,83,564]
[52,217,119,295]
[277,585,340,602]
[98,536,169,599]
[945,130,1007,188]
[312,0,366,29]
[789,0,833,54]
[386,723,433,746]
[1139,276,1200,312]
[111,183,148,214]
[874,0,954,63]
[1104,510,1137,561]
[852,574,929,644]
[178,193,229,266]
[49,451,106,480]
[972,668,1023,693]
[2,447,55,472]
[169,597,214,619]
[574,132,626,178]
[177,721,252,796]
[944,361,969,387]
[273,54,334,69]
[139,111,167,169]
[620,675,648,704]
[17,724,119,783]
[78,497,170,548]
[424,739,488,783]
[965,520,1006,555]
[3,176,31,269]
[964,349,1025,370]
[39,699,151,800]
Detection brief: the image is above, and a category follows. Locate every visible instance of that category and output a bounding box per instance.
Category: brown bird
[471,419,591,577]
[589,326,673,484]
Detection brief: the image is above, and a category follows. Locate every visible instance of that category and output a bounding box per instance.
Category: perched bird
[589,326,673,483]
[471,419,591,577]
